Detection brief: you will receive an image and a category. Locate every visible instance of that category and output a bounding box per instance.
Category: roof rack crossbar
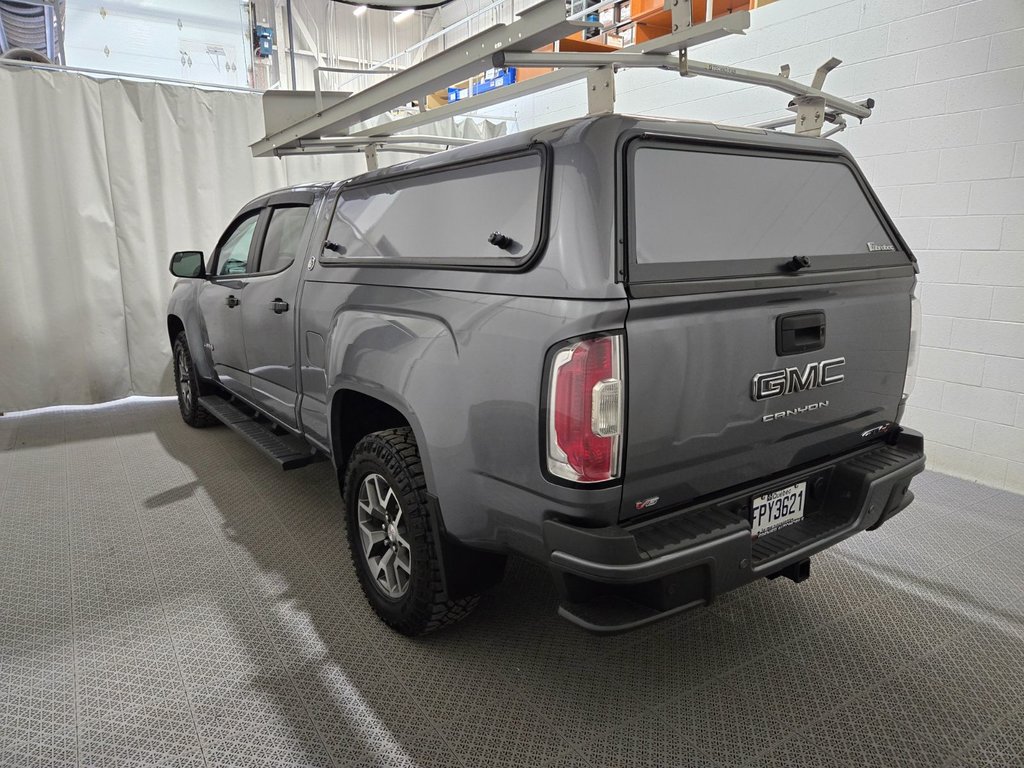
[753,99,871,138]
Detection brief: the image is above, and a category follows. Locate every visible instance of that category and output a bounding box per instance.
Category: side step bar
[198,395,323,471]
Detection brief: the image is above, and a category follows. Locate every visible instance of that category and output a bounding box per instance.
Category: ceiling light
[352,5,366,15]
[393,9,414,22]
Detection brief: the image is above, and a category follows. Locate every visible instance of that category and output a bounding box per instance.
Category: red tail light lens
[547,334,624,483]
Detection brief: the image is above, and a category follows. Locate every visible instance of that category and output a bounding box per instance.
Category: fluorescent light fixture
[393,8,414,22]
[352,4,366,15]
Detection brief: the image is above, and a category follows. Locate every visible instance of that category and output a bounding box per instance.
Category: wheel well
[332,390,410,472]
[167,315,185,346]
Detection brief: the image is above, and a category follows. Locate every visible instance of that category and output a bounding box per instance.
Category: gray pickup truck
[167,114,926,635]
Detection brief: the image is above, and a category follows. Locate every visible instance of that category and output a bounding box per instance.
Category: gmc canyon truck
[167,115,926,636]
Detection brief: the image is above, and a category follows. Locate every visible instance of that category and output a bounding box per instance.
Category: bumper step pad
[547,430,926,633]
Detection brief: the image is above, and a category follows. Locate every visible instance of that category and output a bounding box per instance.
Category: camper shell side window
[321,147,550,270]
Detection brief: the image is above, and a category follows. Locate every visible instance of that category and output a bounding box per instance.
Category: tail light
[546,334,624,483]
[903,290,921,400]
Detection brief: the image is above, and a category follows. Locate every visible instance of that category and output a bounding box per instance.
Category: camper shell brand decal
[751,358,846,402]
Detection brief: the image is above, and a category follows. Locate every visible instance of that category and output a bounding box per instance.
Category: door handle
[270,299,290,314]
[226,295,241,308]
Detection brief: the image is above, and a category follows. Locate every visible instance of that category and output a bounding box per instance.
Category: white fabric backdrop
[0,67,503,412]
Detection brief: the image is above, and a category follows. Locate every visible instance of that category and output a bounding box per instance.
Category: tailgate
[618,137,916,522]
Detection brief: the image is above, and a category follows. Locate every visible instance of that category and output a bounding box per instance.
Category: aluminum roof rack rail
[270,134,479,170]
[251,0,872,164]
[495,49,873,135]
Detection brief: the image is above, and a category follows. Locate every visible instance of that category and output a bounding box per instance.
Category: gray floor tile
[1,400,1023,767]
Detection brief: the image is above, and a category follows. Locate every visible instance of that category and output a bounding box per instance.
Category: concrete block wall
[488,0,1024,490]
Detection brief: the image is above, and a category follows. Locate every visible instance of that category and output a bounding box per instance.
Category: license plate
[751,481,806,538]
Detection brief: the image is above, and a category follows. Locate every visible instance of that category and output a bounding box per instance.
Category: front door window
[215,214,259,276]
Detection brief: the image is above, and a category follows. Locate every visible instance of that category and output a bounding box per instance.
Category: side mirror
[169,251,206,279]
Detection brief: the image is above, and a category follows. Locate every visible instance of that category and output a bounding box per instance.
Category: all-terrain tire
[344,427,479,635]
[172,331,218,428]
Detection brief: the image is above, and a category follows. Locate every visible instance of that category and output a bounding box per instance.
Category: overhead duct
[0,46,49,62]
[0,1,64,64]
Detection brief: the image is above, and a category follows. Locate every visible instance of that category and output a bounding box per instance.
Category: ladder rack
[251,0,874,165]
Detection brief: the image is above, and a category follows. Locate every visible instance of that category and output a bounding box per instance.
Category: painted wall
[484,0,1024,491]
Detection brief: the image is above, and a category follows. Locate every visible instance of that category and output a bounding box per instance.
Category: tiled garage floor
[1,398,1022,768]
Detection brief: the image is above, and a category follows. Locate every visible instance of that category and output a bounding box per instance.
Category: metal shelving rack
[251,0,874,169]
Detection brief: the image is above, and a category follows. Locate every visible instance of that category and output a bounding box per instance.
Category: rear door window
[257,205,310,273]
[627,141,906,283]
[321,149,546,268]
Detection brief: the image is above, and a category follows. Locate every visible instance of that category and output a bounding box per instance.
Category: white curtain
[0,66,503,413]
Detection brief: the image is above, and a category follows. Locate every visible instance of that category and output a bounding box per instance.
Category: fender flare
[167,281,215,381]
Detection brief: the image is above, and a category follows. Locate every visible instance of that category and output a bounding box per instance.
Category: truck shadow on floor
[141,398,1024,768]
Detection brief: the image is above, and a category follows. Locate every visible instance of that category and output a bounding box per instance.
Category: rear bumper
[545,429,925,634]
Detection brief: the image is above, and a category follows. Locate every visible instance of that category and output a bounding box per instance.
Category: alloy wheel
[356,473,412,598]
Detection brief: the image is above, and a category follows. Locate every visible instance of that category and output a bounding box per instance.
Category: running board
[198,395,323,470]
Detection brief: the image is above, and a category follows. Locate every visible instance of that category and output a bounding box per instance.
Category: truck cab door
[239,199,315,428]
[196,208,264,398]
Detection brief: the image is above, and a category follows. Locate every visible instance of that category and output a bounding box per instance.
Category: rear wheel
[172,331,217,428]
[344,427,479,635]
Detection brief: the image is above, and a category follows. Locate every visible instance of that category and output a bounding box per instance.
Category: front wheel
[172,331,217,428]
[344,427,479,635]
